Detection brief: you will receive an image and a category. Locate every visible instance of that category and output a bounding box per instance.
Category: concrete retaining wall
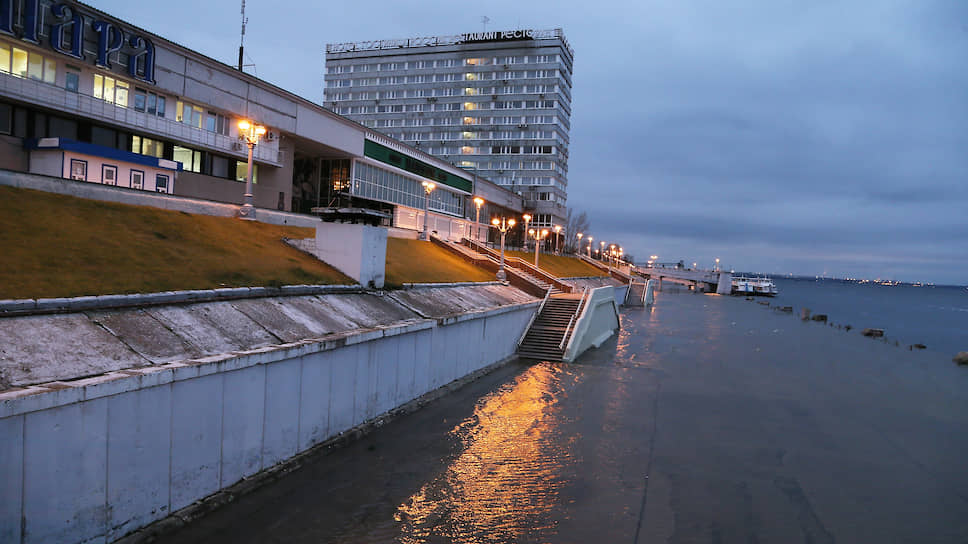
[563,286,621,362]
[0,300,536,544]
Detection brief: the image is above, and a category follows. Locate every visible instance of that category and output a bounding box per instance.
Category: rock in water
[954,352,968,365]
[811,314,828,323]
[862,328,885,338]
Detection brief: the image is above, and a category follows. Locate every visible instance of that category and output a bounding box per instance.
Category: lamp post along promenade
[237,120,266,220]
[522,214,531,251]
[473,197,484,242]
[420,181,436,240]
[492,217,516,281]
[534,228,549,268]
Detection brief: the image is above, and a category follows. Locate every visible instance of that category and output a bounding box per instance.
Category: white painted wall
[0,304,535,544]
[562,286,621,362]
[314,222,388,288]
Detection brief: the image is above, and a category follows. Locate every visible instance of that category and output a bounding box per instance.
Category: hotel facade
[325,28,574,229]
[0,0,524,242]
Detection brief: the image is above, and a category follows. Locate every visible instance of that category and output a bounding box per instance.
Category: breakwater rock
[954,351,968,365]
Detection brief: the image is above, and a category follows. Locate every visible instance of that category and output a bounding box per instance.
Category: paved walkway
[155,289,968,543]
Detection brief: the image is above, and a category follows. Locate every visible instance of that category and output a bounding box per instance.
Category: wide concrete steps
[518,297,581,361]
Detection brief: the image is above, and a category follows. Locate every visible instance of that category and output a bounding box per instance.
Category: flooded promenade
[156,289,968,543]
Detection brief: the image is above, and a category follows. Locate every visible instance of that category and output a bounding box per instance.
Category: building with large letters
[0,0,523,240]
[325,29,574,230]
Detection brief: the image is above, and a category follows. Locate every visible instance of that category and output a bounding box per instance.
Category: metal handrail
[559,287,587,350]
[517,284,554,347]
[464,237,573,293]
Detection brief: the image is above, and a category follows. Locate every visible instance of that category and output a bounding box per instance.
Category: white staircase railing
[559,287,588,350]
[517,285,554,348]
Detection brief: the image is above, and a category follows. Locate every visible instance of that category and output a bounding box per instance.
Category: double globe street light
[491,216,516,281]
[237,119,266,220]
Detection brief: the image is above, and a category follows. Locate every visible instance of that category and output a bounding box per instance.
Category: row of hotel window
[327,56,560,74]
[0,43,231,136]
[342,100,558,116]
[328,84,559,100]
[68,158,171,193]
[331,70,561,86]
[521,191,567,205]
[455,160,556,170]
[372,128,558,140]
[420,146,565,159]
[489,176,565,190]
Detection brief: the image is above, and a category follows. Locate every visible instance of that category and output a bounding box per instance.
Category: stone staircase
[518,294,583,361]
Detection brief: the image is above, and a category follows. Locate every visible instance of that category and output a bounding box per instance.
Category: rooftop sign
[0,0,155,84]
[327,28,572,57]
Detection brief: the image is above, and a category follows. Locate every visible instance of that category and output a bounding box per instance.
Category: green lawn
[505,250,607,278]
[0,186,352,298]
[385,238,495,286]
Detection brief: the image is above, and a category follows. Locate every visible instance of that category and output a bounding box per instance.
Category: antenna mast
[481,16,490,32]
[238,0,248,71]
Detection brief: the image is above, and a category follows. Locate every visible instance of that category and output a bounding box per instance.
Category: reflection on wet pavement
[396,364,578,543]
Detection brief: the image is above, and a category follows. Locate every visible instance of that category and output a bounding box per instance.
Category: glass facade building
[325,29,573,228]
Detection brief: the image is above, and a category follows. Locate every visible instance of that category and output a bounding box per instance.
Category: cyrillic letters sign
[0,0,155,84]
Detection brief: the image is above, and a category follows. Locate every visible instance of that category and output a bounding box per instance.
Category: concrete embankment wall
[563,286,622,362]
[0,286,537,544]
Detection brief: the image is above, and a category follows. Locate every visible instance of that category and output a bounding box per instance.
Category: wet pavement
[155,288,968,543]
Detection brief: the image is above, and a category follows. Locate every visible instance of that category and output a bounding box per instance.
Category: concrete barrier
[562,286,621,362]
[0,298,536,544]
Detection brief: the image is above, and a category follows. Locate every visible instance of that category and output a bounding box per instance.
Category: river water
[770,278,968,357]
[158,288,968,543]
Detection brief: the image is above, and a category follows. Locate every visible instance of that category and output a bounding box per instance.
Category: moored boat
[732,276,777,296]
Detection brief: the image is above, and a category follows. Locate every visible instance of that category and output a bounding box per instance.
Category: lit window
[176,101,203,128]
[464,102,476,111]
[93,74,128,106]
[11,48,27,78]
[235,161,258,184]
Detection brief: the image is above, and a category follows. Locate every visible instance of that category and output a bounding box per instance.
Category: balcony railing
[0,73,281,166]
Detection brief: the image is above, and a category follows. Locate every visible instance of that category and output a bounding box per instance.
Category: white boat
[732,276,777,297]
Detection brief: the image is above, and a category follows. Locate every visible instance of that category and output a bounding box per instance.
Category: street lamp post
[587,236,593,258]
[473,197,484,242]
[420,181,436,240]
[553,225,562,254]
[522,213,531,250]
[576,232,583,255]
[491,217,516,281]
[650,255,658,268]
[599,240,605,261]
[534,228,549,268]
[237,120,266,220]
[715,257,720,272]
[608,244,616,273]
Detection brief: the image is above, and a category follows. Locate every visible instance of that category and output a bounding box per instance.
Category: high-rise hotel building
[325,29,573,228]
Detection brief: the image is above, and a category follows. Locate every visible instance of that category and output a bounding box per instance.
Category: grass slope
[0,186,352,298]
[505,250,607,278]
[385,238,494,286]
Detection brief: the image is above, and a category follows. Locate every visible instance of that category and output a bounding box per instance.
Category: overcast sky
[90,0,967,284]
